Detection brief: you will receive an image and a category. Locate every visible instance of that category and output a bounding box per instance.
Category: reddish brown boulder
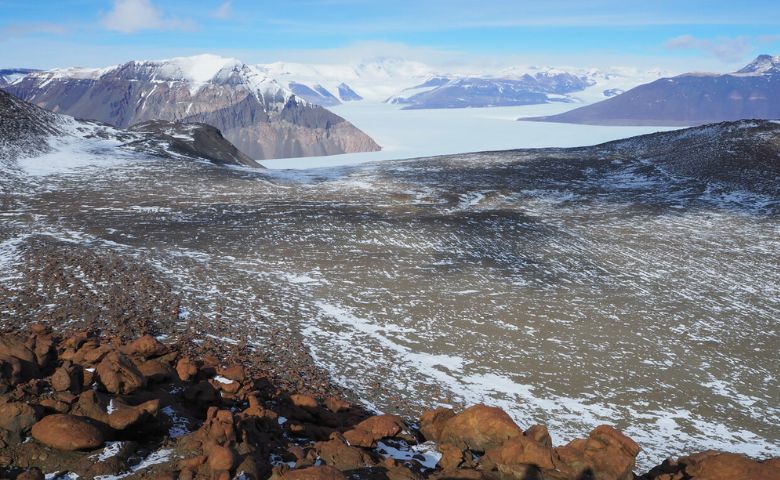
[480,434,555,470]
[208,444,237,472]
[649,451,780,480]
[219,364,246,382]
[96,351,146,395]
[315,435,377,470]
[420,407,456,442]
[176,356,199,382]
[16,468,45,480]
[0,335,39,382]
[324,397,351,413]
[438,443,466,470]
[281,465,347,480]
[121,335,168,358]
[0,401,40,434]
[584,425,640,480]
[290,394,319,410]
[342,414,407,448]
[524,424,552,448]
[438,405,523,452]
[137,359,174,382]
[51,364,83,393]
[31,414,104,451]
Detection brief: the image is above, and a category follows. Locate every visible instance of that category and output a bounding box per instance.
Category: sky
[1,0,779,73]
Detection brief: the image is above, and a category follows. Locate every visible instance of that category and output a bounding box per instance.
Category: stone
[17,468,45,480]
[121,335,168,358]
[583,425,640,480]
[219,364,246,382]
[136,359,174,383]
[290,394,319,410]
[208,444,236,472]
[315,436,376,470]
[96,351,146,395]
[481,435,555,470]
[282,465,347,480]
[420,407,456,443]
[31,414,104,451]
[667,451,780,480]
[176,356,199,382]
[343,415,407,448]
[51,364,82,393]
[0,401,40,434]
[438,405,523,452]
[524,424,552,448]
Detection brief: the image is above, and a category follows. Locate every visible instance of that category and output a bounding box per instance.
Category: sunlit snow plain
[260,102,676,169]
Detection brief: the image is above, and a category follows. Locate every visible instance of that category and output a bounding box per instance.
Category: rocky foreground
[0,326,777,480]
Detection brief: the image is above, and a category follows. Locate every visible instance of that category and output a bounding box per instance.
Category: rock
[17,468,45,480]
[584,425,640,480]
[420,407,456,443]
[137,359,174,382]
[121,335,168,358]
[480,435,555,470]
[290,394,319,410]
[31,414,104,451]
[324,397,351,413]
[76,390,158,430]
[184,380,218,406]
[176,356,199,382]
[219,364,246,382]
[51,364,83,393]
[282,465,347,480]
[0,401,40,435]
[343,414,407,448]
[315,435,377,470]
[524,424,552,448]
[438,443,466,470]
[96,351,146,394]
[0,335,39,382]
[438,405,523,452]
[208,444,236,472]
[644,451,780,480]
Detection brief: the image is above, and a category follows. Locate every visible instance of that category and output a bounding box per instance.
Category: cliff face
[2,55,380,160]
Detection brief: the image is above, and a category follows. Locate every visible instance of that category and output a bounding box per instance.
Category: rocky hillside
[1,55,380,160]
[0,325,778,480]
[0,89,260,168]
[528,55,780,126]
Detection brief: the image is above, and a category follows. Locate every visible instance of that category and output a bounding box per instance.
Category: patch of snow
[376,440,442,470]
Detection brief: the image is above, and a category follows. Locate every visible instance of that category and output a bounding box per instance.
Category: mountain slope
[2,55,380,160]
[527,55,780,126]
[0,89,260,170]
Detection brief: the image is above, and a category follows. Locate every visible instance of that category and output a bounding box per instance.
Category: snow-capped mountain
[2,55,379,160]
[0,69,39,87]
[527,55,780,126]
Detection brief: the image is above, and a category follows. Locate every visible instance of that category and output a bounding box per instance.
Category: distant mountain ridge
[526,55,780,126]
[1,55,380,160]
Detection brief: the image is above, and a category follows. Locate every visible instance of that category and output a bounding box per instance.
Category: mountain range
[1,55,380,160]
[527,55,780,126]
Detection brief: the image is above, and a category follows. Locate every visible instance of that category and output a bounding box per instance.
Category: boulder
[137,359,174,382]
[480,435,555,470]
[645,451,780,480]
[219,364,246,382]
[420,407,456,442]
[31,414,104,451]
[51,364,83,393]
[208,444,237,472]
[343,414,407,448]
[121,335,168,358]
[176,356,199,382]
[524,424,552,448]
[0,401,40,435]
[96,351,146,394]
[17,468,45,480]
[583,425,640,480]
[315,435,377,470]
[438,405,523,452]
[290,394,319,410]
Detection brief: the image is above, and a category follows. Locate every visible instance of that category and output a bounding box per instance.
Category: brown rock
[324,397,351,413]
[438,443,466,470]
[0,401,40,434]
[583,425,640,480]
[39,398,70,414]
[208,444,236,472]
[315,436,376,470]
[121,335,168,358]
[481,435,555,470]
[17,468,45,480]
[51,364,83,393]
[31,414,104,451]
[219,364,246,382]
[96,351,146,394]
[524,424,552,448]
[343,414,407,448]
[672,451,780,480]
[282,465,347,480]
[438,404,523,452]
[290,394,319,410]
[420,407,456,443]
[176,356,199,382]
[136,359,174,383]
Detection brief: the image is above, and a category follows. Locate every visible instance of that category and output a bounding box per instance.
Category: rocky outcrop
[3,55,381,160]
[0,327,777,479]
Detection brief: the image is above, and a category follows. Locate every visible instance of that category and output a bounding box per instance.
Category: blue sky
[1,0,779,72]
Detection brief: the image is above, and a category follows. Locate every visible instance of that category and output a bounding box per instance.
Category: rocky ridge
[0,325,777,480]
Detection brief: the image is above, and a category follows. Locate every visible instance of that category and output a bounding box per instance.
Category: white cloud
[100,0,195,33]
[665,34,752,63]
[212,1,233,19]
